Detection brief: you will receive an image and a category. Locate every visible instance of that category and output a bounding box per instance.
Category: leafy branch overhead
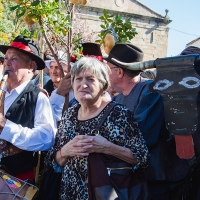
[10,0,72,38]
[96,9,138,54]
[6,0,91,67]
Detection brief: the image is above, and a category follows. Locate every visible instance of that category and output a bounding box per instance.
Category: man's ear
[29,61,37,71]
[118,68,124,78]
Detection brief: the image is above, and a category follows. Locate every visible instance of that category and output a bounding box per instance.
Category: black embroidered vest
[1,81,41,175]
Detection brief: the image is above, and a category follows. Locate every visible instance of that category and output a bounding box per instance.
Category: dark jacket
[43,79,54,97]
[113,79,189,187]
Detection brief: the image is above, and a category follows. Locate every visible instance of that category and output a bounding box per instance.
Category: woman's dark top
[45,102,148,200]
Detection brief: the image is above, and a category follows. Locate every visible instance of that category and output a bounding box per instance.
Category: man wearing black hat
[0,35,56,181]
[105,43,189,199]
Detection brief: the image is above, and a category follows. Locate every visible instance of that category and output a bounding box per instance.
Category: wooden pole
[39,37,45,88]
[35,36,45,182]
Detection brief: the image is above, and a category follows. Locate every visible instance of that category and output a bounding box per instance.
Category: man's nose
[82,82,88,89]
[52,68,57,74]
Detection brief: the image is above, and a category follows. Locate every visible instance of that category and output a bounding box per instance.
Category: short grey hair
[71,57,110,91]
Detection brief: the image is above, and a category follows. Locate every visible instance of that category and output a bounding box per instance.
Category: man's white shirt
[0,80,57,151]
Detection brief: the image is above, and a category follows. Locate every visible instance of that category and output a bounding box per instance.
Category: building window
[150,32,153,43]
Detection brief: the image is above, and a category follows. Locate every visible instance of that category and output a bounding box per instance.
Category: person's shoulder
[26,81,41,93]
[44,79,53,87]
[112,92,123,101]
[111,101,132,113]
[69,98,79,108]
[62,103,80,119]
[68,102,80,112]
[109,101,134,121]
[137,77,156,95]
[139,77,153,86]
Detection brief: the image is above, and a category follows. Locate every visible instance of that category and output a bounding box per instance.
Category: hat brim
[103,56,117,67]
[0,45,45,70]
[103,56,142,72]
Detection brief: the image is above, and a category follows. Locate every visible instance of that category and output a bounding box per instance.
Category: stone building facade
[77,0,171,61]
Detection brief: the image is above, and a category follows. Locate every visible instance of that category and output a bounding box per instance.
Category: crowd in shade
[0,34,200,200]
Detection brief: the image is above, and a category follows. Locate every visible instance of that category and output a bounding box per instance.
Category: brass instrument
[0,71,9,115]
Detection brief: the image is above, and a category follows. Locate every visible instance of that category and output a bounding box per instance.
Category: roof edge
[81,6,172,24]
[187,37,200,46]
[136,0,165,18]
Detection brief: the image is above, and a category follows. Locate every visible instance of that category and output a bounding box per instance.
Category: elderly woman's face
[73,69,103,103]
[49,61,62,83]
[49,61,69,84]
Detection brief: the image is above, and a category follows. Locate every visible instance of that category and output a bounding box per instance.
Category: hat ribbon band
[85,55,103,62]
[10,42,34,54]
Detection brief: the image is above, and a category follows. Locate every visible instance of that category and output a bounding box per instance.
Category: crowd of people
[0,34,200,200]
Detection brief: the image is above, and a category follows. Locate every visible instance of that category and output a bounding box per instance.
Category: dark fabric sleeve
[134,84,165,148]
[104,105,149,169]
[43,79,54,97]
[120,108,149,169]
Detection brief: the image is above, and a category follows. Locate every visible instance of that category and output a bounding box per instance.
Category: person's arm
[55,136,137,166]
[54,137,93,166]
[104,108,149,168]
[50,73,72,121]
[134,83,165,147]
[49,89,65,122]
[60,107,149,169]
[104,140,138,164]
[0,92,57,151]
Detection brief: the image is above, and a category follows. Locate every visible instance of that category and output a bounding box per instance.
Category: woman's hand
[73,135,138,165]
[56,134,110,163]
[61,136,93,158]
[55,136,93,166]
[72,135,111,154]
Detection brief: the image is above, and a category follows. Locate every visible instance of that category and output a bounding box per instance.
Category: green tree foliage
[96,9,138,44]
[0,0,25,44]
[8,0,87,65]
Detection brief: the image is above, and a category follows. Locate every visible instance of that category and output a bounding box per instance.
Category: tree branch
[38,17,64,78]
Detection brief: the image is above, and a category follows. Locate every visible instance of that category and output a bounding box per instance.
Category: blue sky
[139,0,200,56]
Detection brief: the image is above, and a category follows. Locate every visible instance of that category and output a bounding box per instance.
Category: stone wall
[77,0,170,61]
[131,19,169,61]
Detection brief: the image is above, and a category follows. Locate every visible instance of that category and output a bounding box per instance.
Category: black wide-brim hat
[104,43,144,71]
[82,43,103,62]
[0,35,45,70]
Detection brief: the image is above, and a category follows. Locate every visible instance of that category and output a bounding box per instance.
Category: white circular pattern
[115,0,124,7]
[153,79,174,91]
[179,77,200,89]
